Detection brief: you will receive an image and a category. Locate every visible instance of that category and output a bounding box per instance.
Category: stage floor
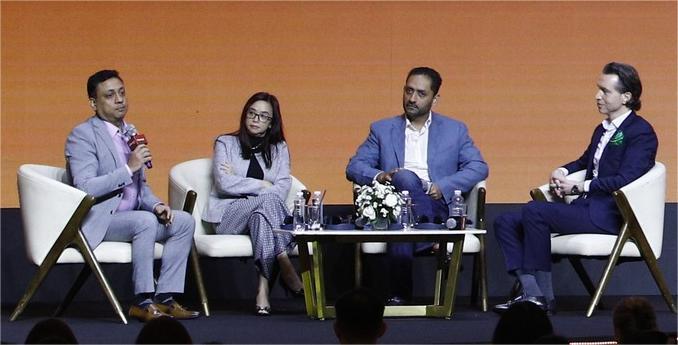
[2,295,676,344]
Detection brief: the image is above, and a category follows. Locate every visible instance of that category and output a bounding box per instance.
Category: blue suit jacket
[346,113,488,207]
[562,112,658,231]
[65,116,162,248]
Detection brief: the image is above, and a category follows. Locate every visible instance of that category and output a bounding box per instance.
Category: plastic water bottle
[446,190,467,230]
[400,190,413,230]
[292,191,306,230]
[308,191,322,230]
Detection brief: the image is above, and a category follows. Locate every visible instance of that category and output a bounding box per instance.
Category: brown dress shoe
[129,303,171,322]
[156,301,200,319]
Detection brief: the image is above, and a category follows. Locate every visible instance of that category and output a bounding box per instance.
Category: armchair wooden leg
[568,257,597,297]
[190,244,210,316]
[53,265,92,317]
[354,243,362,288]
[631,228,677,314]
[10,243,66,321]
[585,227,628,317]
[470,254,479,306]
[10,222,78,322]
[75,231,127,324]
[479,236,488,312]
[181,191,210,316]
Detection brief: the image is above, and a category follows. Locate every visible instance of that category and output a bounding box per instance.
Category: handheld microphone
[123,124,153,169]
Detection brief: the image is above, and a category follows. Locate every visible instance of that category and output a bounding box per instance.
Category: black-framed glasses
[246,109,273,122]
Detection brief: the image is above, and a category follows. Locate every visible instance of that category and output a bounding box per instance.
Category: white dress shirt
[404,112,433,190]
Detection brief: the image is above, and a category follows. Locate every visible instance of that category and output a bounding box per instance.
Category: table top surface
[279,228,486,236]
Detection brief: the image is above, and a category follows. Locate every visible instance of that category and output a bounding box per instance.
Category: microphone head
[122,124,138,139]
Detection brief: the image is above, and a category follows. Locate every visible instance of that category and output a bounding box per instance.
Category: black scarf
[245,135,264,180]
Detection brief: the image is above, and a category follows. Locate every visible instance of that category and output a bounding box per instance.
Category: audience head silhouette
[25,318,78,344]
[334,288,387,344]
[136,316,193,344]
[492,301,554,344]
[613,296,665,344]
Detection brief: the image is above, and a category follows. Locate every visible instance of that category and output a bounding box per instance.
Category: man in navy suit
[346,67,488,304]
[493,62,658,313]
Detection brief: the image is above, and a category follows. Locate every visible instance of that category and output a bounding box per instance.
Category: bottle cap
[454,190,462,196]
[402,190,409,196]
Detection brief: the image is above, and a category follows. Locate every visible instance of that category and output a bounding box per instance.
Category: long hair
[603,62,642,111]
[227,92,286,169]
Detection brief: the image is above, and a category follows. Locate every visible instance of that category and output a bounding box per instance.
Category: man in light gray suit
[65,70,199,322]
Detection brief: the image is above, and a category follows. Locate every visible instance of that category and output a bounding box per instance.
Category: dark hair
[136,316,192,344]
[87,70,123,99]
[602,62,642,111]
[228,92,286,169]
[407,67,443,95]
[335,288,385,342]
[492,302,554,344]
[25,318,78,344]
[613,297,658,344]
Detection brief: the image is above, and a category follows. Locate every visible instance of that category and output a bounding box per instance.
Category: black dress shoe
[492,294,548,314]
[255,305,271,316]
[386,296,407,306]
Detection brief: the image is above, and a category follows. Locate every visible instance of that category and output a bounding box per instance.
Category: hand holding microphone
[124,124,153,172]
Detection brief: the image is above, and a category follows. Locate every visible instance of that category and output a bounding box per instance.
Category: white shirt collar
[405,111,432,132]
[602,110,631,131]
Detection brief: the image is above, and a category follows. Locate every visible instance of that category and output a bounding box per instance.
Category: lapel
[427,113,439,170]
[91,116,124,168]
[599,111,635,163]
[391,115,406,168]
[586,125,605,178]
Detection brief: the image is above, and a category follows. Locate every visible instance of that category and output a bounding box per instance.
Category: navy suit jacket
[346,112,488,208]
[562,112,658,232]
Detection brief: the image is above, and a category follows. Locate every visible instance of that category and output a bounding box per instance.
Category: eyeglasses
[246,109,273,122]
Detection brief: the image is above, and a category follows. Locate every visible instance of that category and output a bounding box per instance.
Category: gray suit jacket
[65,115,161,248]
[202,135,291,223]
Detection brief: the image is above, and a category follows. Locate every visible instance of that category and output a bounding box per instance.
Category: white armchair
[531,162,676,317]
[11,164,164,324]
[356,180,488,311]
[168,158,309,315]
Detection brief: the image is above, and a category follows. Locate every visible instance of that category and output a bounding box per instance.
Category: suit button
[110,210,114,214]
[118,194,122,198]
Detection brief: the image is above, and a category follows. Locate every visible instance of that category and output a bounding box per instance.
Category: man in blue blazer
[65,70,199,322]
[346,67,488,304]
[493,62,658,313]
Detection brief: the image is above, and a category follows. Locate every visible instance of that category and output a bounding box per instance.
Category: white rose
[383,194,398,207]
[363,206,376,220]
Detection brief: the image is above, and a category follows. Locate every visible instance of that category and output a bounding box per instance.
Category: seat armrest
[531,170,586,204]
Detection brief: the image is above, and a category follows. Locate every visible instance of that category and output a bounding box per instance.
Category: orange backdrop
[2,1,676,207]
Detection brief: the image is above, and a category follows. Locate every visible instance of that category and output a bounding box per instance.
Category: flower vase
[372,216,390,230]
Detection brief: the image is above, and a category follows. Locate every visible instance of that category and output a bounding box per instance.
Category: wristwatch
[571,184,580,195]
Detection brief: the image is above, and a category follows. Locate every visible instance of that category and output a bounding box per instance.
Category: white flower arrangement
[355,181,404,227]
